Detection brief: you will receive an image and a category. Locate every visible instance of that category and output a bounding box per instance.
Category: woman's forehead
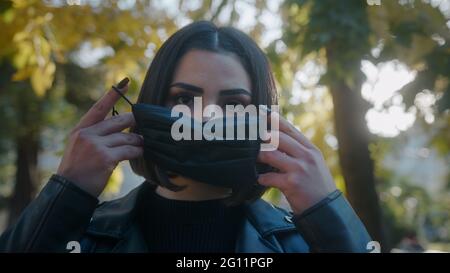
[171,50,252,93]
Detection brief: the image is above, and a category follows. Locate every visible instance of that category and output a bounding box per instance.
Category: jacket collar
[85,184,143,239]
[86,181,297,252]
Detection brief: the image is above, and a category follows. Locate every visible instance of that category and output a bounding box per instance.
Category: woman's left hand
[257,111,337,215]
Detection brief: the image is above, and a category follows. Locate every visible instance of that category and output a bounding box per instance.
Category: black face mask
[112,86,273,190]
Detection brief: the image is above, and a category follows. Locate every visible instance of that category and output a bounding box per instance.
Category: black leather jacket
[0,174,372,252]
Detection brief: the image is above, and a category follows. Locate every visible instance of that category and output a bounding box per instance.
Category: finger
[88,113,135,136]
[76,77,130,130]
[258,150,300,172]
[109,145,143,162]
[268,111,315,149]
[258,172,288,190]
[101,132,144,147]
[271,130,307,158]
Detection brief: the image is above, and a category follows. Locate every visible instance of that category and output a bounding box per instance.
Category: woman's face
[165,50,252,116]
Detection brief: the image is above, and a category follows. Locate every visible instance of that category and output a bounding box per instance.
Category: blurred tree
[277,0,385,246]
[371,135,450,249]
[269,0,450,250]
[365,0,450,247]
[368,1,450,110]
[0,0,176,225]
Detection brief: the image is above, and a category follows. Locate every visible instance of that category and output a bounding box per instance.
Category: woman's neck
[155,176,232,201]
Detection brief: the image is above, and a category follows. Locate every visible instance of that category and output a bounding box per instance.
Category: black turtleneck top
[138,187,244,253]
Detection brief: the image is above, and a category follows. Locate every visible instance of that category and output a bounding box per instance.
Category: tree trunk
[326,49,386,250]
[7,131,39,226]
[329,79,387,249]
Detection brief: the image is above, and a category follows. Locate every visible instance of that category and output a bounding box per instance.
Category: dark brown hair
[130,20,277,205]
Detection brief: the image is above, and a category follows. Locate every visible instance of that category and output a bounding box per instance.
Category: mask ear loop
[111,85,134,116]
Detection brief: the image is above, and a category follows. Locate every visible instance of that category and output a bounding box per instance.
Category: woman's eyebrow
[220,89,252,97]
[169,82,203,94]
[169,82,251,96]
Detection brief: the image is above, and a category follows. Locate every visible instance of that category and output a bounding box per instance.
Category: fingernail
[117,77,130,89]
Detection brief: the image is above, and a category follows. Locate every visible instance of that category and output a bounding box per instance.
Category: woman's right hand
[56,78,144,197]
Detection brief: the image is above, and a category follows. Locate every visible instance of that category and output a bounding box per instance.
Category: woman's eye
[174,94,194,105]
[224,100,246,107]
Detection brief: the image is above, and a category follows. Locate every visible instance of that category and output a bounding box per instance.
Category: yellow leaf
[11,0,27,8]
[13,30,29,42]
[38,36,51,59]
[12,67,32,81]
[30,62,55,97]
[30,68,45,96]
[13,41,33,68]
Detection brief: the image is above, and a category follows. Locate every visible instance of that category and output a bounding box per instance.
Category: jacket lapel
[235,199,299,253]
[84,182,151,252]
[110,225,149,253]
[234,218,281,253]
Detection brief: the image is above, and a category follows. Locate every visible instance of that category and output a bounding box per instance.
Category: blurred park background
[0,0,449,252]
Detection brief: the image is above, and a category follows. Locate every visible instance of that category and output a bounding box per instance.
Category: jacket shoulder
[245,198,295,233]
[244,198,310,252]
[84,182,151,239]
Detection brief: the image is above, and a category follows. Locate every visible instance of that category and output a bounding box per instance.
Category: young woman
[0,21,371,253]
